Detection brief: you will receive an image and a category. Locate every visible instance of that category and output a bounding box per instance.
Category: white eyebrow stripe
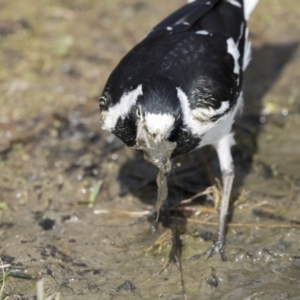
[102,85,143,131]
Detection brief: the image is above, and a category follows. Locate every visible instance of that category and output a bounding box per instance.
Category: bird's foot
[130,203,171,234]
[206,236,227,261]
[129,209,161,234]
[130,208,157,226]
[150,219,159,234]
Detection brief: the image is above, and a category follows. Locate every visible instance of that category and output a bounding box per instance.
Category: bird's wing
[146,0,222,38]
[104,0,256,109]
[147,0,248,111]
[147,1,259,39]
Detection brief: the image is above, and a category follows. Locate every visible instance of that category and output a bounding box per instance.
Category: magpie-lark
[99,0,259,260]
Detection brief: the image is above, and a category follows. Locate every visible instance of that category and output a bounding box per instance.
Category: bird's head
[100,75,181,212]
[133,76,180,169]
[99,75,180,172]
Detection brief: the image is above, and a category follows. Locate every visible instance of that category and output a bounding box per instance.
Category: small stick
[172,216,300,229]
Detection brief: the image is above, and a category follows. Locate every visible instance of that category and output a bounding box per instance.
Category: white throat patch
[137,112,175,146]
[144,113,175,142]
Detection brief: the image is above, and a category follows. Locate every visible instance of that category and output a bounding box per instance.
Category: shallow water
[0,1,300,299]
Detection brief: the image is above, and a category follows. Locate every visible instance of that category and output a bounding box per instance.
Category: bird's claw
[150,219,158,234]
[206,237,227,261]
[130,209,160,234]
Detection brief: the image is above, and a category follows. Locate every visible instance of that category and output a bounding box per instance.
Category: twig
[144,230,171,254]
[282,175,295,212]
[0,258,4,300]
[171,184,221,208]
[0,264,11,269]
[94,209,150,217]
[88,180,103,208]
[36,280,44,300]
[172,216,300,229]
[94,208,300,229]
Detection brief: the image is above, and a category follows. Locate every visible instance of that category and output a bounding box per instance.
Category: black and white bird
[99,0,258,260]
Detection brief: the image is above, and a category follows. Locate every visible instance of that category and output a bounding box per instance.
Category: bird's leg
[207,134,234,261]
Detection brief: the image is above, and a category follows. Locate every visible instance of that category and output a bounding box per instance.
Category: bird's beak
[135,135,177,218]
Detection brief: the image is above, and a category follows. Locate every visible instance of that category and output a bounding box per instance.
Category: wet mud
[0,1,300,299]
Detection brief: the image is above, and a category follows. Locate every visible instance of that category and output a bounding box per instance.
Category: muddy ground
[0,0,300,299]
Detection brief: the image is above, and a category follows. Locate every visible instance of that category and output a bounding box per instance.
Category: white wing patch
[225,0,242,8]
[195,30,209,35]
[187,0,211,4]
[102,85,143,131]
[177,87,230,136]
[243,27,252,70]
[227,38,240,75]
[194,100,230,121]
[199,92,243,148]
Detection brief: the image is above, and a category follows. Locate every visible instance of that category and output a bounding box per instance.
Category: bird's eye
[99,97,107,110]
[136,108,141,118]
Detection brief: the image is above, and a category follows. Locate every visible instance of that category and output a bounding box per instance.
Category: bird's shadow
[117,42,298,238]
